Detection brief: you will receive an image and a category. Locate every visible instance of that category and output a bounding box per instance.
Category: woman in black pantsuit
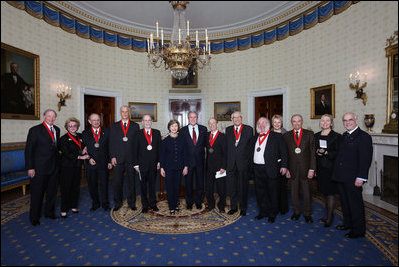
[271,114,289,215]
[160,120,188,215]
[314,114,341,227]
[59,117,90,218]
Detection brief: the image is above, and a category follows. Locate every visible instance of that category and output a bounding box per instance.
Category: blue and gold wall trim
[6,1,356,54]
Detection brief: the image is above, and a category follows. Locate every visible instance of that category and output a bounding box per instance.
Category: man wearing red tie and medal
[25,109,61,226]
[251,117,288,223]
[134,114,162,213]
[283,114,316,223]
[109,105,139,211]
[225,111,254,216]
[205,118,227,212]
[82,113,112,211]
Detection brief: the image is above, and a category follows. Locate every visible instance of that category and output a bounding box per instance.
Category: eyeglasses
[343,119,355,122]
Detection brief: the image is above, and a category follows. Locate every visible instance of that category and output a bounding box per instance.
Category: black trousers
[337,181,366,235]
[113,163,136,207]
[29,171,58,222]
[254,164,279,217]
[165,169,182,210]
[86,167,109,208]
[278,174,289,214]
[206,170,226,210]
[140,168,157,209]
[185,165,204,206]
[60,166,81,212]
[229,164,249,211]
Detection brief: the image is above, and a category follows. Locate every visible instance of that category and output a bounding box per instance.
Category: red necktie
[192,126,197,146]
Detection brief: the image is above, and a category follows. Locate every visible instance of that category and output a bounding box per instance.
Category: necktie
[95,129,98,135]
[295,131,299,140]
[236,127,239,133]
[124,122,127,128]
[211,133,214,140]
[192,126,197,146]
[147,131,150,136]
[50,126,55,142]
[260,133,265,137]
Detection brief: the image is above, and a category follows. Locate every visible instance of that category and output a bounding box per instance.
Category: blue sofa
[1,142,30,195]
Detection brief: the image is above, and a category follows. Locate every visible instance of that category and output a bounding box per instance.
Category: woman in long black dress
[59,117,90,218]
[314,114,341,227]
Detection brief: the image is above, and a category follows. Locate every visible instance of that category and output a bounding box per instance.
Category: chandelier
[147,1,211,80]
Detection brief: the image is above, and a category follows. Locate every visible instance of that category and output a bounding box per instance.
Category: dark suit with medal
[283,128,316,217]
[251,131,288,219]
[332,127,372,236]
[134,128,161,210]
[59,132,86,213]
[25,123,60,223]
[205,131,227,211]
[180,124,208,208]
[82,127,110,210]
[226,124,254,214]
[109,120,140,209]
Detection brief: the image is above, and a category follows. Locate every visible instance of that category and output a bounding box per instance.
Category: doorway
[254,95,283,129]
[84,95,115,129]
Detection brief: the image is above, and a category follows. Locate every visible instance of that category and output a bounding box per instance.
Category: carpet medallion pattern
[111,199,241,234]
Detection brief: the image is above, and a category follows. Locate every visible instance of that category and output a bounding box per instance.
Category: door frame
[247,87,288,129]
[80,87,122,128]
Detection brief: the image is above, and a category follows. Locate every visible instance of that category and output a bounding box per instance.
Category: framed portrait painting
[214,101,241,121]
[171,64,198,88]
[1,43,40,120]
[310,84,335,119]
[128,102,157,122]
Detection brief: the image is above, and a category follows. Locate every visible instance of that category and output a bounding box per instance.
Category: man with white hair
[332,112,372,239]
[251,117,288,223]
[225,111,254,216]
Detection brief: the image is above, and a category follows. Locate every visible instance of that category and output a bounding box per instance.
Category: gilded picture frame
[128,102,157,122]
[214,101,241,121]
[171,64,198,88]
[310,84,335,119]
[1,43,40,120]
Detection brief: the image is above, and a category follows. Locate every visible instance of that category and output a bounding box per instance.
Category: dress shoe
[71,209,79,213]
[240,210,247,216]
[31,219,40,226]
[255,214,266,220]
[90,206,100,211]
[268,217,276,223]
[346,232,365,239]
[218,207,225,213]
[196,203,203,210]
[151,206,159,212]
[228,209,237,215]
[170,210,175,215]
[336,224,350,230]
[206,206,214,212]
[60,212,68,218]
[186,204,193,210]
[113,205,122,211]
[45,214,59,220]
[304,216,313,223]
[142,207,148,213]
[291,213,300,221]
[129,206,137,211]
[102,206,110,211]
[319,217,327,223]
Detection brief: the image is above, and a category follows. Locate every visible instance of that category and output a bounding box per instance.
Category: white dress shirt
[253,134,269,164]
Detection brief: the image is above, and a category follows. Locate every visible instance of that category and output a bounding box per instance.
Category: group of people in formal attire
[25,106,372,239]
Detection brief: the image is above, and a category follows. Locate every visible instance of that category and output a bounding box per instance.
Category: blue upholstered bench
[1,142,30,195]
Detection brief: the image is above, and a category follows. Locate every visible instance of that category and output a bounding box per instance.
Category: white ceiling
[61,1,315,37]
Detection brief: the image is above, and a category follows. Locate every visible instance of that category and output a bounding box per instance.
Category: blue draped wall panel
[6,1,355,54]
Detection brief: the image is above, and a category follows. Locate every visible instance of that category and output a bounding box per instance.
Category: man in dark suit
[332,112,372,239]
[283,114,316,223]
[25,109,60,226]
[226,111,254,216]
[180,111,207,210]
[82,113,112,211]
[205,118,227,212]
[315,93,331,115]
[109,105,140,211]
[1,62,30,114]
[134,114,161,213]
[251,117,288,223]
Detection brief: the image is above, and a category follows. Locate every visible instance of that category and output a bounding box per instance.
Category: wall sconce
[56,84,71,111]
[349,71,367,105]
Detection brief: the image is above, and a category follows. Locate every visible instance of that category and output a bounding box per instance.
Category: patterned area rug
[111,198,241,234]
